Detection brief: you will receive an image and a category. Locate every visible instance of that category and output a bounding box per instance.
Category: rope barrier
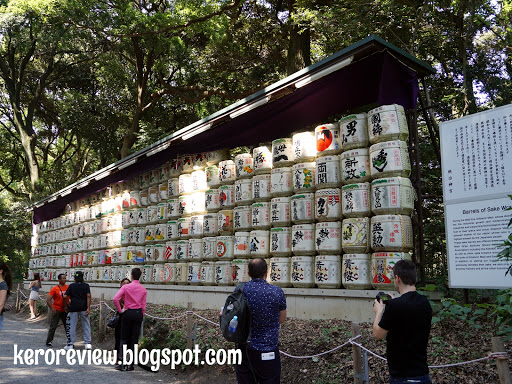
[145,313,188,321]
[279,335,361,359]
[193,313,220,327]
[428,352,509,369]
[350,340,388,361]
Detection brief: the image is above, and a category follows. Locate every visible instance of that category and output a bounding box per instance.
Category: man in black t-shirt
[373,260,432,384]
[63,271,92,350]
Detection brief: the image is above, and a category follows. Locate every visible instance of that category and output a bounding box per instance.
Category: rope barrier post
[492,337,511,384]
[351,322,363,384]
[140,318,144,339]
[15,284,20,313]
[186,302,193,349]
[99,293,105,343]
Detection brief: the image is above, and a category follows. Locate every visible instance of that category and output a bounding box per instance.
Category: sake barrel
[203,213,218,236]
[214,261,232,286]
[159,182,168,202]
[129,191,140,208]
[152,264,164,284]
[189,238,203,260]
[368,104,408,144]
[218,210,234,234]
[159,163,170,183]
[144,245,154,263]
[179,195,193,216]
[252,174,272,201]
[293,131,317,162]
[202,236,217,261]
[167,178,179,198]
[235,153,254,179]
[339,113,369,151]
[235,179,253,206]
[148,186,159,204]
[219,185,235,209]
[341,183,371,218]
[122,191,131,211]
[291,255,315,288]
[272,138,295,167]
[155,223,167,242]
[163,263,176,284]
[164,241,176,261]
[169,159,180,178]
[134,227,145,245]
[206,149,229,165]
[315,123,341,156]
[177,217,191,239]
[233,206,251,231]
[205,166,221,189]
[315,188,342,222]
[167,199,180,219]
[157,203,168,223]
[154,243,165,262]
[126,246,135,263]
[179,174,193,195]
[205,189,221,212]
[139,189,149,207]
[371,177,414,215]
[270,227,292,256]
[119,247,128,264]
[292,162,316,192]
[181,155,194,174]
[253,146,273,174]
[147,205,159,224]
[270,197,291,227]
[175,262,188,284]
[342,253,372,289]
[149,168,159,186]
[232,259,250,284]
[219,160,236,184]
[191,170,207,192]
[135,247,145,263]
[291,193,315,224]
[176,240,189,261]
[167,220,179,240]
[249,230,270,257]
[291,224,315,255]
[342,217,370,253]
[371,252,411,290]
[193,153,208,170]
[190,215,204,238]
[315,255,341,288]
[369,140,411,179]
[341,148,371,184]
[200,261,215,285]
[315,155,341,188]
[216,236,234,260]
[269,257,291,287]
[315,221,342,254]
[251,202,270,229]
[144,225,156,243]
[270,167,293,197]
[234,231,251,258]
[370,215,413,252]
[187,262,202,285]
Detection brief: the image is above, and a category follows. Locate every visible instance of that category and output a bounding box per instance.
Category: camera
[376,292,392,304]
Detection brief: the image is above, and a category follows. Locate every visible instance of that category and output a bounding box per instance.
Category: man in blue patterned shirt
[236,258,287,384]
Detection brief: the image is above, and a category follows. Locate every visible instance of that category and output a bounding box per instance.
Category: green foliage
[491,288,512,341]
[496,195,512,275]
[431,298,487,329]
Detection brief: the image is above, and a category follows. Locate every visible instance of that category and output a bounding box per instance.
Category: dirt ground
[9,288,510,384]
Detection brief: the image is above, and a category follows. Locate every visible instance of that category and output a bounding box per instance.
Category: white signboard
[440,103,512,288]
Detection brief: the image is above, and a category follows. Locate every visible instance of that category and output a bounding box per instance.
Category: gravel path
[0,312,177,384]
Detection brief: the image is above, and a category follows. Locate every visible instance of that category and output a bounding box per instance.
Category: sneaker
[46,342,52,347]
[64,345,74,351]
[84,344,92,350]
[114,364,124,371]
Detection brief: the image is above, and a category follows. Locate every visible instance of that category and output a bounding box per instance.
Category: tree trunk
[286,24,311,75]
[454,11,477,115]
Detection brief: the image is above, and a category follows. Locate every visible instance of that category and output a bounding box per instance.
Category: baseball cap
[74,271,83,278]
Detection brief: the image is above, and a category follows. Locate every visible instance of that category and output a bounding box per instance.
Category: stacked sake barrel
[29,104,414,292]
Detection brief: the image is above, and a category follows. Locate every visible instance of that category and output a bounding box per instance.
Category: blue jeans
[0,314,3,331]
[390,375,431,384]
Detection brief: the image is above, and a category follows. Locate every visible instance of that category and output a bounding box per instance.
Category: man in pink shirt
[113,267,147,371]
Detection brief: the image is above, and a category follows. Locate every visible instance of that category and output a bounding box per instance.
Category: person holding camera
[373,259,432,384]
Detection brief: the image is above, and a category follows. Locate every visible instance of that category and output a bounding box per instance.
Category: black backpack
[220,283,251,344]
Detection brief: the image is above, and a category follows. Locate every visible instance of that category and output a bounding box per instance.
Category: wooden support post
[186,302,193,349]
[99,293,105,343]
[15,283,20,312]
[492,337,511,384]
[351,322,363,384]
